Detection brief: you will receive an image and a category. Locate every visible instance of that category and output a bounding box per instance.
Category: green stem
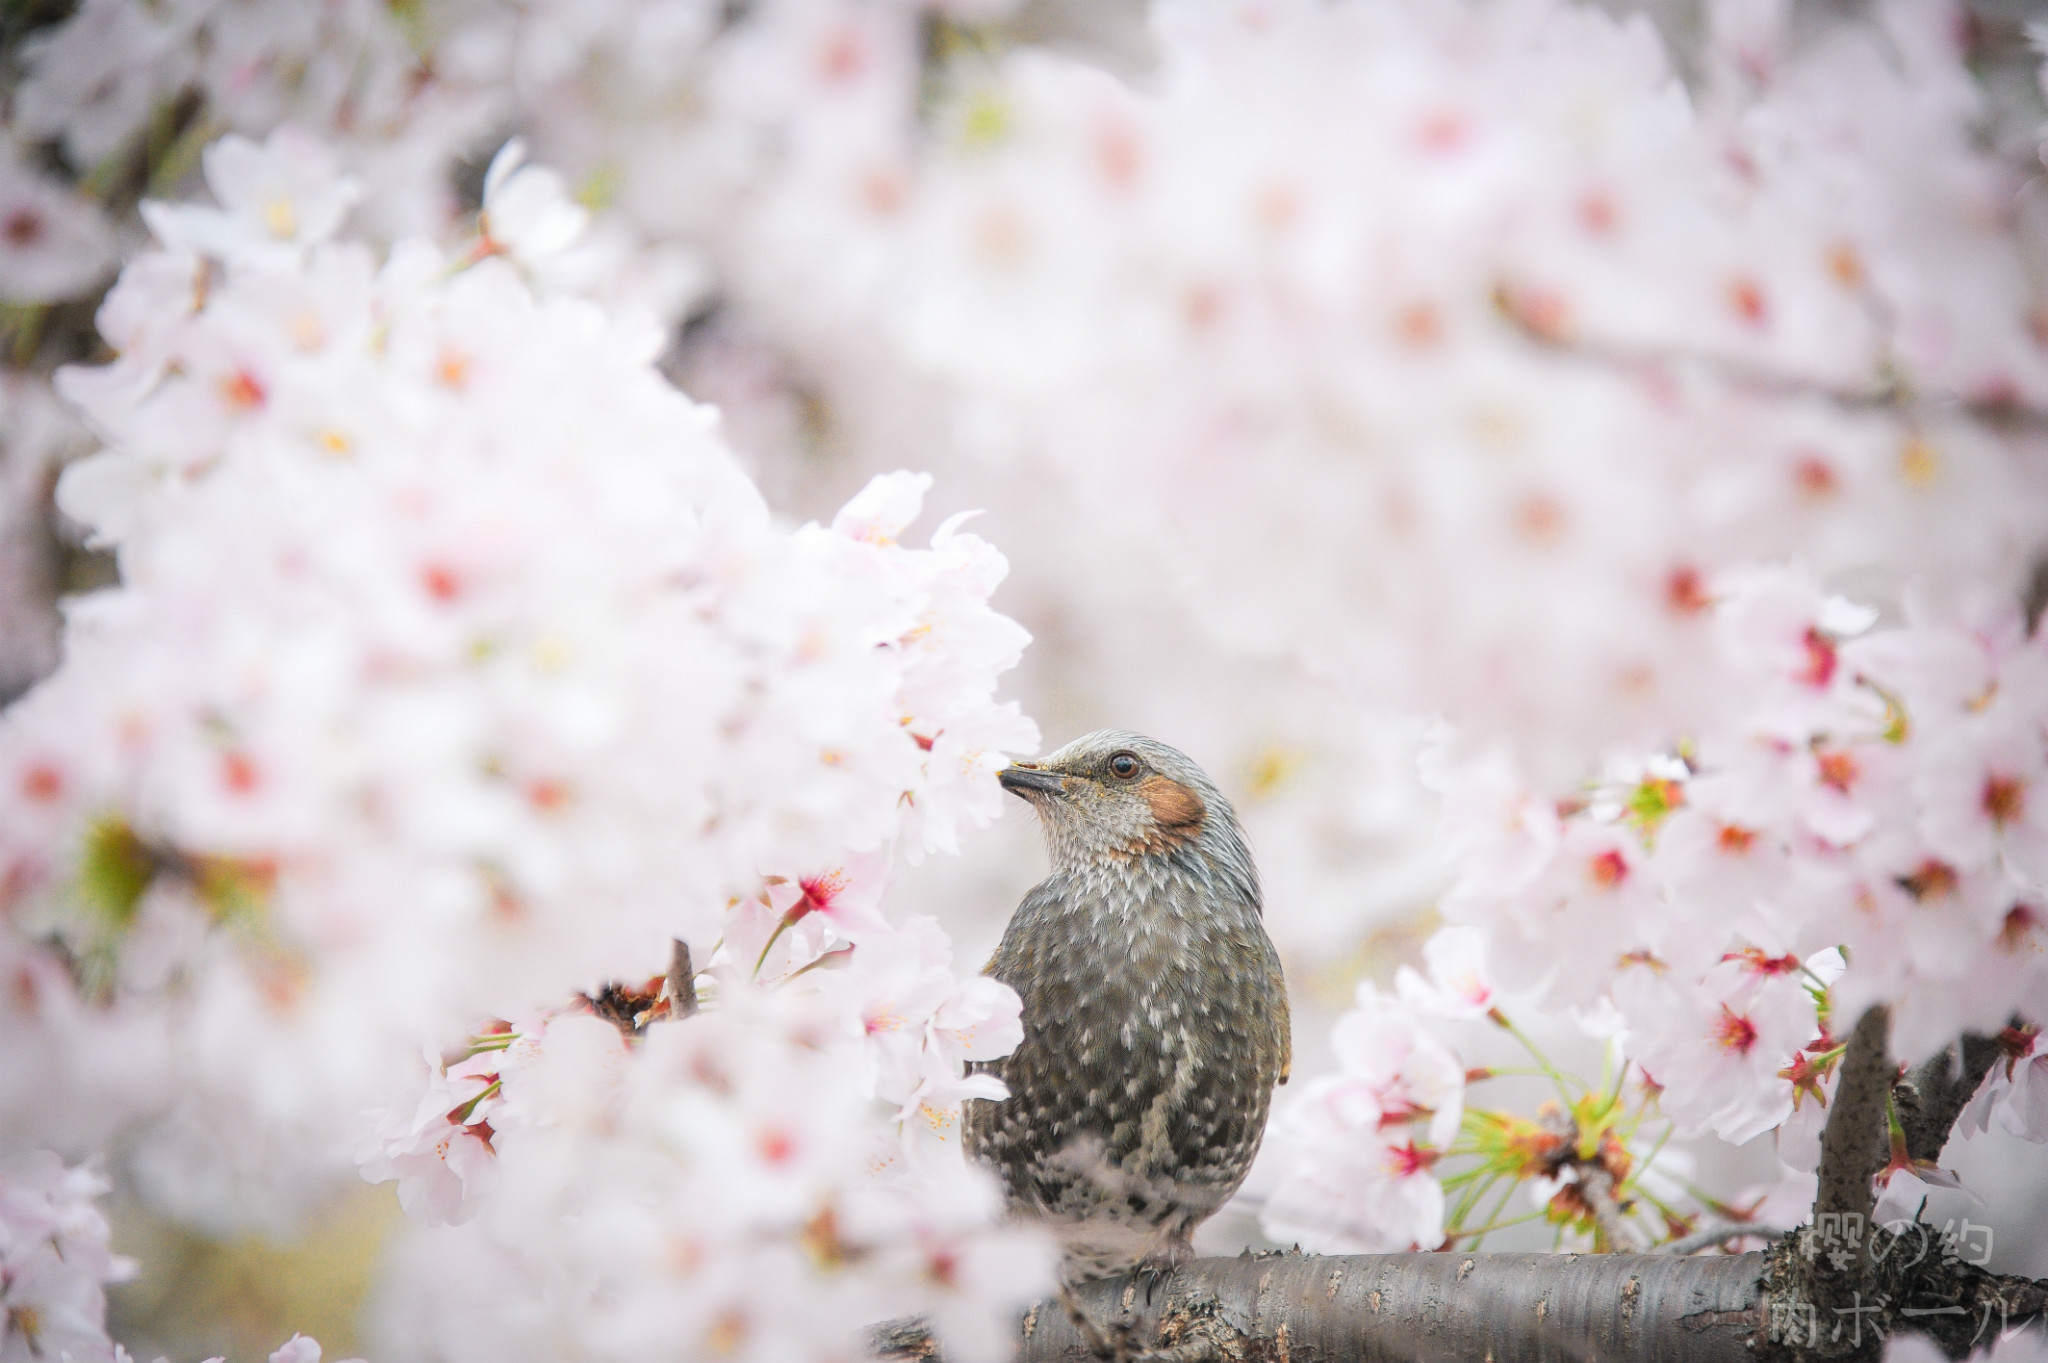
[779,945,854,983]
[1488,1008,1578,1108]
[1678,1181,1755,1222]
[1604,1038,1628,1106]
[1459,1206,1548,1248]
[1621,1121,1674,1198]
[1468,1177,1527,1249]
[1468,1067,1557,1081]
[449,1078,501,1125]
[1448,1170,1502,1231]
[752,915,795,979]
[147,112,219,198]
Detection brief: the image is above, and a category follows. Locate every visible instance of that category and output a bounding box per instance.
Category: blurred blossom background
[5,0,2048,1359]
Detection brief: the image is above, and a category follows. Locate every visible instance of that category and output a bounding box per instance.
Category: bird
[962,729,1290,1286]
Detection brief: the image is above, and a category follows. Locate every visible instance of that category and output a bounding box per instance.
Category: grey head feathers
[997,728,1261,910]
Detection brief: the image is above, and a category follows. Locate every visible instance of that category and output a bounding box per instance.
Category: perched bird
[963,730,1290,1284]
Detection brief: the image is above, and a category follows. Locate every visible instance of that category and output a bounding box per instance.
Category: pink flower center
[1383,1141,1438,1178]
[1665,566,1712,615]
[18,762,64,804]
[1793,453,1838,501]
[1797,628,1837,687]
[787,868,850,923]
[1815,748,1858,793]
[1587,849,1629,889]
[1898,859,1958,902]
[219,369,267,411]
[756,1129,796,1166]
[221,751,261,794]
[1984,773,2026,828]
[3,208,44,247]
[1728,276,1769,328]
[1729,947,1801,976]
[421,563,463,602]
[1713,1006,1758,1056]
[1717,823,1757,854]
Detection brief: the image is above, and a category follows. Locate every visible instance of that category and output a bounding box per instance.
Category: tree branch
[1580,1160,1648,1253]
[872,1248,2047,1362]
[1893,1034,2003,1166]
[1816,1006,1893,1228]
[1771,1005,1897,1363]
[1492,286,2048,435]
[667,939,700,1019]
[1655,1224,1785,1257]
[878,1251,1772,1363]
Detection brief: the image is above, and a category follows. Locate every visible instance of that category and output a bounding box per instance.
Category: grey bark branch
[1893,1033,2003,1165]
[878,1252,1772,1363]
[1815,1006,1893,1229]
[1776,1005,1898,1362]
[666,939,699,1019]
[871,1250,2046,1363]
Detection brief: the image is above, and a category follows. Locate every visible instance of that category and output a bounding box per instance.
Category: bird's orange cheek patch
[1140,775,1207,834]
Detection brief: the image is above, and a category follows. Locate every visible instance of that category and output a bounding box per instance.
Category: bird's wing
[1272,952,1292,1085]
[985,877,1066,982]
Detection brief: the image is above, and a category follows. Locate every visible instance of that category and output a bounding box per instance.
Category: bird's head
[999,730,1250,878]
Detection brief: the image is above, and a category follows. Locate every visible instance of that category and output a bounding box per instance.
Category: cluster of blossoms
[366,995,1046,1363]
[1260,981,1466,1252]
[0,1151,361,1363]
[0,126,1049,1359]
[1265,565,2048,1256]
[1394,568,2047,1233]
[1437,568,2048,1100]
[0,1152,130,1363]
[1263,928,1703,1255]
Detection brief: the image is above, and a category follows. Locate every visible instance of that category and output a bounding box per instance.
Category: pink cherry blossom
[1396,925,1498,1020]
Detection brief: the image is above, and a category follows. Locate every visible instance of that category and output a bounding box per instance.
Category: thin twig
[1653,1223,1782,1256]
[1577,1161,1647,1252]
[667,938,699,1019]
[1494,287,2048,434]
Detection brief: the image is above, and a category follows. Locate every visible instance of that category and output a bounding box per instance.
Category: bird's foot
[1132,1259,1174,1310]
[1132,1234,1196,1306]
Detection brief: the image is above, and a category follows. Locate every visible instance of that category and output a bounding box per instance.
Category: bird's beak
[998,763,1066,797]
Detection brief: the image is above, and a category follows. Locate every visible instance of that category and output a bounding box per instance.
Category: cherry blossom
[0,140,116,303]
[354,1044,508,1227]
[478,140,591,268]
[0,127,1037,1300]
[1959,1027,2048,1144]
[0,1153,129,1363]
[1395,925,1498,1020]
[140,127,362,264]
[1261,986,1463,1253]
[1614,956,1821,1144]
[366,1001,1052,1363]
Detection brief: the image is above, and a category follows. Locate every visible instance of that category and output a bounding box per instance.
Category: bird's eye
[1108,752,1142,780]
